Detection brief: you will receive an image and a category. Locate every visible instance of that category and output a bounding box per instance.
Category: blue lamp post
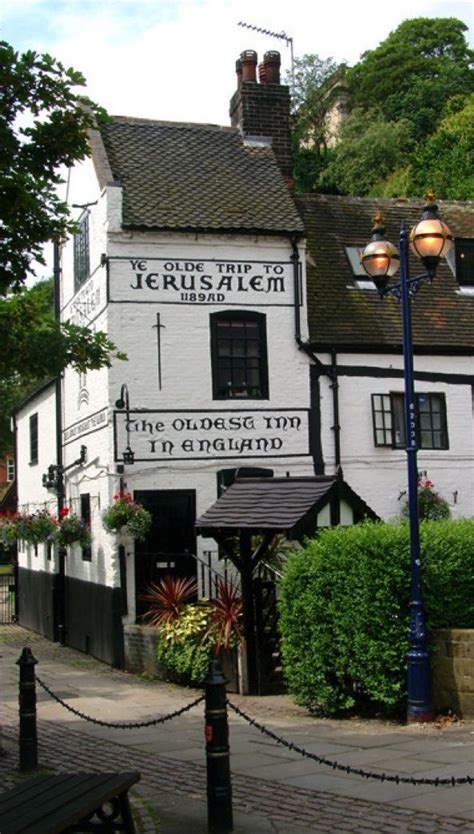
[361,195,453,722]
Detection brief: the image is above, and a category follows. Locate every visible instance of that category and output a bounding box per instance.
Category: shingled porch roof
[297,194,474,353]
[195,476,378,538]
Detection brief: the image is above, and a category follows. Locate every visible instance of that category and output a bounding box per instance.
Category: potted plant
[0,512,19,548]
[53,507,91,547]
[402,476,450,521]
[102,491,152,541]
[13,510,57,545]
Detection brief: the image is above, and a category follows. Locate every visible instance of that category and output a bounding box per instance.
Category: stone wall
[123,624,160,677]
[123,624,241,691]
[431,629,474,718]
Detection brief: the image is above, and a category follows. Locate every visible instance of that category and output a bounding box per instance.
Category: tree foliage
[0,42,126,458]
[347,17,474,140]
[286,54,345,192]
[0,278,124,457]
[0,41,108,294]
[291,18,474,199]
[319,108,414,196]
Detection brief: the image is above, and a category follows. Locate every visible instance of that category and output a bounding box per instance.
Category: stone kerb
[431,629,474,717]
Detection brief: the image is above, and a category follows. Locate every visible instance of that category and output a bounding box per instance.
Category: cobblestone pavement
[1,625,473,833]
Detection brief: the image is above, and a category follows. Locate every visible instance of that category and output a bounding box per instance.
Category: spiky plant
[140,575,198,627]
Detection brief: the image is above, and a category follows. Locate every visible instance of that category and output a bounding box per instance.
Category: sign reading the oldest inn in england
[109,258,300,306]
[114,409,310,461]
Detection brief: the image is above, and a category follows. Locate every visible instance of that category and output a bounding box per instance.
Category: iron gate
[0,571,16,623]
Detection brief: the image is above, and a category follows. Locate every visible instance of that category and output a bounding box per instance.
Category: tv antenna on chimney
[238,21,294,88]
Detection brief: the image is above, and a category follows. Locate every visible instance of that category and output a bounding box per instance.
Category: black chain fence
[33,673,473,789]
[228,700,474,788]
[35,675,204,729]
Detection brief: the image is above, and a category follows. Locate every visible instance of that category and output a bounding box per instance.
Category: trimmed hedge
[279,520,474,717]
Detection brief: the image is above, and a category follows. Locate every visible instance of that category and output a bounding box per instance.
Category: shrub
[156,603,214,686]
[279,519,474,717]
[151,577,244,686]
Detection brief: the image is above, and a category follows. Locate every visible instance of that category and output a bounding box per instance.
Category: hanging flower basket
[102,492,152,541]
[401,477,451,521]
[0,512,19,548]
[13,510,58,545]
[52,508,91,547]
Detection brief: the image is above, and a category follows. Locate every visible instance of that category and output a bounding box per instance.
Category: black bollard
[16,647,38,772]
[204,658,233,833]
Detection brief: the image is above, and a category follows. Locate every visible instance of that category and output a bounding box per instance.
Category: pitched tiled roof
[297,194,474,352]
[195,476,378,534]
[98,117,303,235]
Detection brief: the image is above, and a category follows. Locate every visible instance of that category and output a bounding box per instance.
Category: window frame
[210,310,269,400]
[80,493,92,561]
[29,413,39,465]
[455,238,474,288]
[74,211,90,291]
[6,457,15,482]
[371,392,449,450]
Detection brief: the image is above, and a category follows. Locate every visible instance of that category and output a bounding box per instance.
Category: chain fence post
[204,658,233,833]
[16,647,38,772]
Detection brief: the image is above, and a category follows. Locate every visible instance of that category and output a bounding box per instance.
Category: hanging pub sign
[108,257,300,306]
[114,409,310,461]
[63,272,105,329]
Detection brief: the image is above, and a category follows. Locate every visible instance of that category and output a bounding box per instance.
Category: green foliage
[290,19,474,198]
[0,278,126,457]
[0,43,126,457]
[407,93,474,199]
[346,18,474,141]
[156,604,214,685]
[102,492,152,541]
[319,108,414,196]
[0,40,107,294]
[279,520,474,717]
[401,477,450,521]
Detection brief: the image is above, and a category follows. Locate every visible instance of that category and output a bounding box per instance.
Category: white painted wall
[15,383,58,575]
[318,351,474,520]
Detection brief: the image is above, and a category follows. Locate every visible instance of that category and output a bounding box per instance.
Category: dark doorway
[134,490,197,618]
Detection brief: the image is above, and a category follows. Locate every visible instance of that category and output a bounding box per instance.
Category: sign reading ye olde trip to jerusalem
[109,258,300,305]
[114,410,310,461]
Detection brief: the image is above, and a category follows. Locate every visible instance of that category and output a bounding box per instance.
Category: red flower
[59,507,70,518]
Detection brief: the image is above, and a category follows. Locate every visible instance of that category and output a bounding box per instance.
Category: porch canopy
[195,475,378,694]
[195,475,378,541]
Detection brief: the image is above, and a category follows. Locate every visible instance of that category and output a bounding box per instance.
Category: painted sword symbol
[152,313,166,390]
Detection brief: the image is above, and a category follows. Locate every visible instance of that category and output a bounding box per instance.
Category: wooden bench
[0,771,140,833]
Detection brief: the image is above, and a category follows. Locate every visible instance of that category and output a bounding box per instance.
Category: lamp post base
[407,645,434,723]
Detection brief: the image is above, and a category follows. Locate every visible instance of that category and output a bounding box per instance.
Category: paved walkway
[1,625,473,833]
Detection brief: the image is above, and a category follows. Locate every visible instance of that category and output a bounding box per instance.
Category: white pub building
[14,50,473,667]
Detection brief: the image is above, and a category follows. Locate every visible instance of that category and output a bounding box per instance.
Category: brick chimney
[229,50,292,182]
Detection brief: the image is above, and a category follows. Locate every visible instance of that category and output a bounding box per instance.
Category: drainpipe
[290,236,341,474]
[330,348,341,470]
[53,240,67,646]
[289,234,302,342]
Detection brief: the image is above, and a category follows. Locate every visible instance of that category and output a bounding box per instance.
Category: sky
[1,0,473,126]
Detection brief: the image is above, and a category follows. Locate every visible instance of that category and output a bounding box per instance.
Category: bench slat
[0,772,140,834]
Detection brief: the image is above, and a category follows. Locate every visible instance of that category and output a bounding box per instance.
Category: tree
[407,93,474,199]
[0,278,125,457]
[0,41,106,293]
[0,41,125,445]
[286,54,345,192]
[319,108,414,196]
[346,18,474,141]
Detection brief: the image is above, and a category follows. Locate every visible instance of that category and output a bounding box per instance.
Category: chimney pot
[258,63,266,84]
[263,50,281,84]
[240,49,258,82]
[236,58,242,88]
